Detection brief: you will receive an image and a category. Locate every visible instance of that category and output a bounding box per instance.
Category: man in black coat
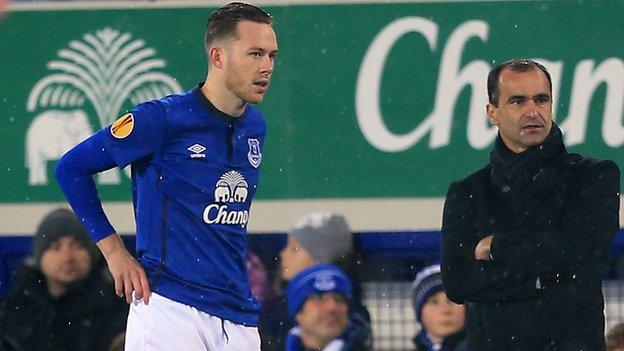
[441,59,620,350]
[0,208,128,351]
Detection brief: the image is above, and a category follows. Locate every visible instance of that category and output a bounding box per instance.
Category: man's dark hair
[205,2,273,50]
[487,59,553,107]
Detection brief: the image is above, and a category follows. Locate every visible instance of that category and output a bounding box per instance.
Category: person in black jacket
[0,208,128,351]
[441,59,620,350]
[259,212,372,351]
[411,264,466,351]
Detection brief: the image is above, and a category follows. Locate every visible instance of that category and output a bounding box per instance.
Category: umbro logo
[188,144,206,158]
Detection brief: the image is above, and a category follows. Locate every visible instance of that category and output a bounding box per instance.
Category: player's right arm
[55,101,166,304]
[97,233,151,304]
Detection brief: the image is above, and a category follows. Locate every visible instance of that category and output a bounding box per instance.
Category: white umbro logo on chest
[188,144,206,158]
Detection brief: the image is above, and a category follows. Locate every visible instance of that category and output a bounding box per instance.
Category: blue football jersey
[60,85,266,326]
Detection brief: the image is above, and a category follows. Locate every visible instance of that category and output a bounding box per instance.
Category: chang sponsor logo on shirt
[202,171,249,227]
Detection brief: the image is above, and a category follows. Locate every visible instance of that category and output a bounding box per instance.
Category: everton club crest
[247,138,262,168]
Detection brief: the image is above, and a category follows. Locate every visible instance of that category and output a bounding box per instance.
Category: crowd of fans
[0,208,622,350]
[0,208,456,351]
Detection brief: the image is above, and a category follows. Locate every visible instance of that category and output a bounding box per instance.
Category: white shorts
[125,293,260,351]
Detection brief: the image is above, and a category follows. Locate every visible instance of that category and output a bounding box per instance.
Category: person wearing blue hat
[285,263,355,351]
[411,264,466,351]
[259,213,372,351]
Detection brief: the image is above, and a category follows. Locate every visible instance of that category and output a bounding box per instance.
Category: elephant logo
[25,110,93,185]
[214,171,248,203]
[214,180,231,202]
[25,27,182,185]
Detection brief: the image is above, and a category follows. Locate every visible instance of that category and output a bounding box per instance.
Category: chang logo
[213,171,248,203]
[203,171,250,227]
[25,27,181,185]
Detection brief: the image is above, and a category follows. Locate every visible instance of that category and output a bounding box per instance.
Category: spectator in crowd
[259,212,372,351]
[0,208,127,351]
[607,323,624,351]
[411,264,466,351]
[247,247,275,303]
[284,263,353,351]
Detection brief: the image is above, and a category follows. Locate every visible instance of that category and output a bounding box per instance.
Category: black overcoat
[0,264,128,351]
[441,126,620,350]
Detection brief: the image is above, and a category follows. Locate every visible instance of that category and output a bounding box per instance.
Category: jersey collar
[192,82,248,124]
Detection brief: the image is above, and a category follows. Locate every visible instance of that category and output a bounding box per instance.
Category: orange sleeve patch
[110,113,134,139]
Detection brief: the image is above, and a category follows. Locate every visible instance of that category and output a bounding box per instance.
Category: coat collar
[490,123,566,182]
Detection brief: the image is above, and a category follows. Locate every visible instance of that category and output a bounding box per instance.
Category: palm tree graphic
[26,27,181,185]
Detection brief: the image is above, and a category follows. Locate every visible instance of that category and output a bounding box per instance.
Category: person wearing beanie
[0,208,128,351]
[259,212,372,351]
[284,264,352,351]
[282,212,353,278]
[411,264,466,351]
[31,208,101,293]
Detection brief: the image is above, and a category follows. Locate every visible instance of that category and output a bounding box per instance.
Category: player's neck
[202,75,246,117]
